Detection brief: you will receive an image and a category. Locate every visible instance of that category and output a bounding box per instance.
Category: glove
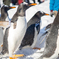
[50,10,54,17]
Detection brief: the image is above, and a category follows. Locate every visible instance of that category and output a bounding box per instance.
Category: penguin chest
[8,17,27,50]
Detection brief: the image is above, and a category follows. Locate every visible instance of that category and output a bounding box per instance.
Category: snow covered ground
[0,0,57,59]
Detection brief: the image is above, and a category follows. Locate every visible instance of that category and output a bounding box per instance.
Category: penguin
[8,3,27,59]
[0,3,27,59]
[19,11,49,50]
[38,10,59,59]
[0,5,15,21]
[19,22,40,50]
[0,5,16,53]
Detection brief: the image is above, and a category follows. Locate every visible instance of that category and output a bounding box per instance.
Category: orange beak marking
[29,3,37,6]
[45,13,49,16]
[10,7,16,8]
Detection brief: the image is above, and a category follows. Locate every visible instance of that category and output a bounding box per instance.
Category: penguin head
[0,6,16,27]
[16,3,25,17]
[16,3,31,17]
[1,5,16,14]
[35,11,49,20]
[39,11,49,16]
[33,11,49,24]
[11,3,30,23]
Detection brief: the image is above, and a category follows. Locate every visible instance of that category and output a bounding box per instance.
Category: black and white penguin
[19,11,49,50]
[38,10,59,59]
[0,5,16,53]
[0,5,15,21]
[0,3,27,59]
[19,22,40,50]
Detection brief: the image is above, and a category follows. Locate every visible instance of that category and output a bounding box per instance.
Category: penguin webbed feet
[33,47,41,50]
[9,54,25,59]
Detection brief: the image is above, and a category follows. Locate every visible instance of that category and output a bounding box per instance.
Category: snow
[0,0,56,59]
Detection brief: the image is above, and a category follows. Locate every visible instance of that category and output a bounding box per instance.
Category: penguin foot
[1,44,3,47]
[13,54,24,57]
[29,3,37,6]
[45,13,49,16]
[9,57,16,59]
[33,47,41,50]
[9,54,24,59]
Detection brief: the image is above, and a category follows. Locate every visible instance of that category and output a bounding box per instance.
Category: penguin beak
[0,21,9,28]
[29,3,37,6]
[45,13,49,16]
[9,6,16,9]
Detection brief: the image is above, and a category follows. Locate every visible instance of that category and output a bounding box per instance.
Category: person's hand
[50,10,54,17]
